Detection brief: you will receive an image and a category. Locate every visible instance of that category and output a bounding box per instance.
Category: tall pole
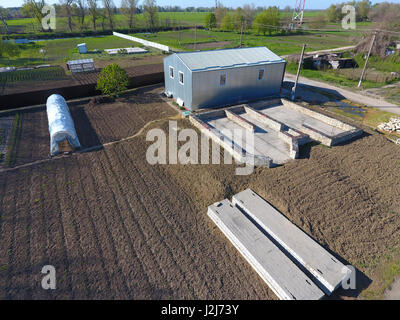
[194,25,197,51]
[358,32,376,88]
[240,21,244,48]
[292,43,306,101]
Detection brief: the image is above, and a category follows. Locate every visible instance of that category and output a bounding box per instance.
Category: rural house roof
[174,47,285,72]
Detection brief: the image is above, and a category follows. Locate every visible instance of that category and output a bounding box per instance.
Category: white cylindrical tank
[47,94,81,156]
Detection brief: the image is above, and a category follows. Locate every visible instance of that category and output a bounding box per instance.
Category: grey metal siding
[191,61,285,110]
[163,55,192,108]
[163,55,174,95]
[175,58,192,108]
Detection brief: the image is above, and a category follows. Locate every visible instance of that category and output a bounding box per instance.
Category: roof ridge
[174,47,284,72]
[175,46,269,56]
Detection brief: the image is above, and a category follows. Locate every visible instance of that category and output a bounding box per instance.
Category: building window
[220,73,227,86]
[169,66,174,79]
[179,71,184,85]
[258,69,265,80]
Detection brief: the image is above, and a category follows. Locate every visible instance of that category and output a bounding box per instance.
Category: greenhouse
[46,94,81,156]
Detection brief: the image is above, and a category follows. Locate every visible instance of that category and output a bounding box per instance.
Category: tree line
[309,1,400,31]
[1,0,399,35]
[0,0,159,33]
[204,3,281,36]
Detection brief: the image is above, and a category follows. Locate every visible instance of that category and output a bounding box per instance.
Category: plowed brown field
[8,84,176,167]
[0,87,400,300]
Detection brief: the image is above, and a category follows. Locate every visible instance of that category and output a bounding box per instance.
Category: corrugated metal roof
[67,59,94,65]
[175,47,284,71]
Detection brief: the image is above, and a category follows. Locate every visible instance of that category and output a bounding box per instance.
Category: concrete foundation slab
[208,199,325,300]
[207,115,292,165]
[190,98,362,166]
[232,189,352,295]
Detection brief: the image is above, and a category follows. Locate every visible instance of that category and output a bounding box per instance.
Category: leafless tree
[121,0,137,29]
[355,2,400,57]
[102,0,115,30]
[369,2,400,31]
[242,4,255,29]
[59,0,75,32]
[87,0,98,31]
[143,0,158,30]
[0,6,10,33]
[75,0,86,30]
[21,0,47,31]
[215,1,227,27]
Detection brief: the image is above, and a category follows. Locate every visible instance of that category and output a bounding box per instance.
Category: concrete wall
[113,32,170,52]
[281,99,355,131]
[225,110,255,132]
[244,106,283,132]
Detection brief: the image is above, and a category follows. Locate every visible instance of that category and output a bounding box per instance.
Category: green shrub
[96,63,129,98]
[204,13,217,30]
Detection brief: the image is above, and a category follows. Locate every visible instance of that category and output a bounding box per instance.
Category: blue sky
[2,0,395,10]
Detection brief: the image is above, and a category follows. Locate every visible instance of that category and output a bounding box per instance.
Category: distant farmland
[4,12,209,34]
[130,27,368,55]
[4,11,334,34]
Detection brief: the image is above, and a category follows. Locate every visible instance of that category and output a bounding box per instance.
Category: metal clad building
[163,47,286,111]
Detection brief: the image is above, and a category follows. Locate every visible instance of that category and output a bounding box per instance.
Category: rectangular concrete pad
[257,104,345,137]
[232,189,351,294]
[207,115,292,164]
[208,199,325,300]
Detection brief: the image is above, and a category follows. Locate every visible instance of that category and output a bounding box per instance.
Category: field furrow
[92,150,174,298]
[82,152,154,299]
[0,171,10,299]
[73,154,132,299]
[99,146,196,298]
[119,140,272,299]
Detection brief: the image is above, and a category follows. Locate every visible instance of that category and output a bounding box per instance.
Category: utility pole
[358,32,376,88]
[292,43,306,101]
[194,25,197,51]
[240,21,244,48]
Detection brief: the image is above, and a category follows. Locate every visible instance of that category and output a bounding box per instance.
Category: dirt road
[282,46,357,59]
[284,73,400,115]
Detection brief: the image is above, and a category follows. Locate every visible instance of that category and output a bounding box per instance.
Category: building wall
[191,62,285,111]
[163,55,192,107]
[163,54,286,111]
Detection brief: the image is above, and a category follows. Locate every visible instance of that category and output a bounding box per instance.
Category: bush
[96,63,129,98]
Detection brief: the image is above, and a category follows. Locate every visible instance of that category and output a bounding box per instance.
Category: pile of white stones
[378,117,400,133]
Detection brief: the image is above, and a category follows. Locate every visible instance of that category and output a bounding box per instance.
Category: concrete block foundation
[189,98,362,166]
